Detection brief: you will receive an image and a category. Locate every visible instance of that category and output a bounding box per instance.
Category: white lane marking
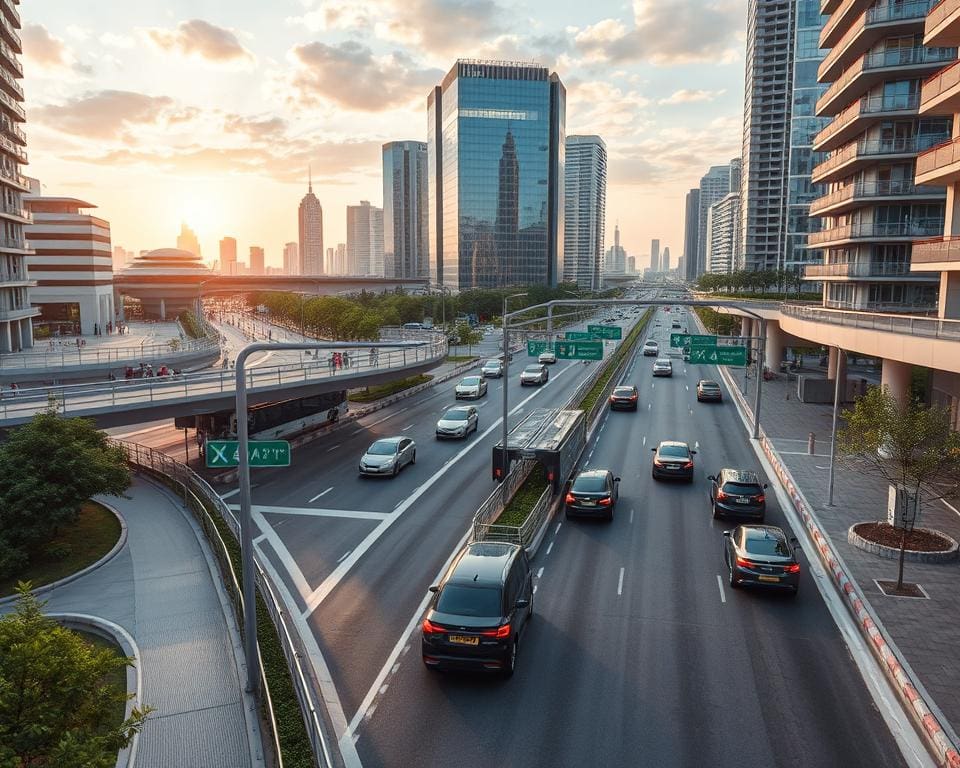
[651,382,655,389]
[629,508,634,524]
[546,541,554,556]
[533,584,539,594]
[327,444,342,453]
[253,533,267,545]
[337,550,352,563]
[367,408,407,428]
[537,567,544,579]
[251,510,312,601]
[648,403,652,411]
[555,521,562,534]
[220,488,242,500]
[230,504,388,521]
[716,574,726,603]
[476,400,488,408]
[309,487,333,503]
[401,424,415,431]
[301,383,549,617]
[694,441,700,450]
[617,567,625,596]
[642,436,646,447]
[685,385,689,391]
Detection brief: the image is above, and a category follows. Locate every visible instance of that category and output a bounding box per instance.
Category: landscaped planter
[848,522,959,564]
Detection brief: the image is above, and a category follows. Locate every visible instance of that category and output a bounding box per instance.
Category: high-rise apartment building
[563,135,607,290]
[325,246,334,274]
[806,0,952,311]
[428,59,565,290]
[219,236,237,275]
[335,243,347,275]
[383,141,429,279]
[298,173,324,274]
[706,193,742,274]
[662,246,671,272]
[627,256,636,273]
[347,201,384,276]
[650,239,660,272]
[697,161,740,278]
[683,189,700,282]
[25,187,114,335]
[177,222,201,259]
[604,223,626,274]
[283,242,298,275]
[249,246,264,275]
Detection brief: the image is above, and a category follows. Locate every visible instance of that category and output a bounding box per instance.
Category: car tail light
[565,492,576,504]
[479,624,511,639]
[784,563,800,573]
[754,494,765,504]
[421,619,446,635]
[598,497,612,506]
[735,557,754,569]
[682,461,694,469]
[716,490,729,501]
[630,394,638,400]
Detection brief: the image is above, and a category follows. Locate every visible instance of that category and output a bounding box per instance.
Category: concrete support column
[828,346,839,379]
[740,316,751,337]
[765,321,785,370]
[19,318,32,350]
[159,298,166,321]
[0,321,11,353]
[939,269,960,320]
[882,358,912,406]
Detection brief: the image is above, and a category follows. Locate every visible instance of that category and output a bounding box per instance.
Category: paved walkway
[728,364,960,739]
[36,477,261,768]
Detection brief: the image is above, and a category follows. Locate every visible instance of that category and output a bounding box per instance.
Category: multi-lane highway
[218,294,915,768]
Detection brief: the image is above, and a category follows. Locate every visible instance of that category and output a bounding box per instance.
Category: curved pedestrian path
[32,477,262,768]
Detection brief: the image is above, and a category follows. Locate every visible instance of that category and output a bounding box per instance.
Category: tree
[838,386,960,588]
[0,409,131,578]
[455,323,484,356]
[0,586,151,768]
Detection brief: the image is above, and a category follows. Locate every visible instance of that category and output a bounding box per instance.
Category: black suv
[421,542,533,676]
[708,468,767,521]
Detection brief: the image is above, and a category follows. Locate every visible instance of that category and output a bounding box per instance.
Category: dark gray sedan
[565,469,620,521]
[651,441,696,482]
[723,524,800,596]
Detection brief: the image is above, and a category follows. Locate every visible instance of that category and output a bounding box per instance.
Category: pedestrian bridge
[0,334,447,429]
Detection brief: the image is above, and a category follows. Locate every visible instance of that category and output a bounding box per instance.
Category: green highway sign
[527,340,549,356]
[588,324,622,340]
[687,346,747,366]
[670,333,716,348]
[206,440,291,468]
[556,340,604,360]
[565,331,596,340]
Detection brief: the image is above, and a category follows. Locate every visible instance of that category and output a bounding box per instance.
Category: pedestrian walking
[9,382,17,396]
[342,351,350,369]
[369,347,376,366]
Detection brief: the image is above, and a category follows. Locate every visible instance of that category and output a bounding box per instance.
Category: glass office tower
[427,60,565,290]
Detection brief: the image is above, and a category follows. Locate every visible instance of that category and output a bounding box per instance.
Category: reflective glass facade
[428,61,565,290]
[383,141,428,279]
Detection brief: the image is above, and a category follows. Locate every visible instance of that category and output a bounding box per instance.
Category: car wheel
[411,451,416,465]
[788,587,799,599]
[392,462,399,477]
[502,639,517,678]
[605,507,613,522]
[651,468,659,480]
[728,561,740,589]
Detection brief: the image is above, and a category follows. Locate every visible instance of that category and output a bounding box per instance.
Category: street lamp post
[500,292,528,478]
[827,346,844,506]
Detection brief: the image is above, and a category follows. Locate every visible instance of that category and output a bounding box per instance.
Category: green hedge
[576,309,652,414]
[178,310,205,339]
[349,374,433,403]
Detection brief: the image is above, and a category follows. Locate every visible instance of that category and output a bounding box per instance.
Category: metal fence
[113,439,333,768]
[781,301,960,340]
[0,335,221,370]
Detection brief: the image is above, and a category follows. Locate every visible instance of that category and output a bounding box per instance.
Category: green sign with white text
[670,333,716,348]
[687,346,747,366]
[205,440,291,468]
[587,324,622,340]
[555,340,604,360]
[527,340,549,356]
[565,331,596,340]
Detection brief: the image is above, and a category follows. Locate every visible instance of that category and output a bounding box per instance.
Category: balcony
[809,180,945,216]
[920,58,960,118]
[819,0,936,84]
[808,219,944,248]
[802,261,937,280]
[915,135,960,184]
[0,38,20,78]
[811,136,945,184]
[821,0,874,48]
[0,307,39,323]
[782,301,960,333]
[911,235,960,269]
[0,165,28,190]
[818,47,955,117]
[822,0,844,15]
[0,0,19,30]
[0,198,28,222]
[0,117,24,145]
[925,0,960,46]
[813,94,920,153]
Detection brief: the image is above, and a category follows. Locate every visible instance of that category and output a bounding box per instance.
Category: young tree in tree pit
[0,586,151,767]
[838,385,960,588]
[0,408,131,578]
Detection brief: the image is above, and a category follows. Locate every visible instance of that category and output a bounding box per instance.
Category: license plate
[736,498,749,504]
[449,635,479,646]
[757,575,779,583]
[581,500,595,506]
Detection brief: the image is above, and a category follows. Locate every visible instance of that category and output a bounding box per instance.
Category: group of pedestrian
[328,351,350,372]
[0,382,18,398]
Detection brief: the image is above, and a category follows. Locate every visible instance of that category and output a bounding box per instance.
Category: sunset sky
[22,0,746,270]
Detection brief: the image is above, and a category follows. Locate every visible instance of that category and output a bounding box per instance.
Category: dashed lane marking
[716,574,727,603]
[537,567,544,579]
[617,567,625,596]
[326,444,341,453]
[337,550,352,563]
[309,487,333,502]
[546,541,554,556]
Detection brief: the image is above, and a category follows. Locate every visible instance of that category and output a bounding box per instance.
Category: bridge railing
[0,335,221,370]
[0,336,447,423]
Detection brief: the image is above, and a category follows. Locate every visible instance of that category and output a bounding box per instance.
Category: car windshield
[659,445,689,458]
[645,341,657,347]
[744,534,791,557]
[436,585,502,616]
[613,387,635,396]
[524,366,542,373]
[367,440,398,455]
[723,482,762,495]
[443,409,468,421]
[484,360,500,367]
[572,475,608,493]
[461,377,481,386]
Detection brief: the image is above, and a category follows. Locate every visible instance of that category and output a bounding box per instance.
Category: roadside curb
[714,352,960,768]
[0,499,127,607]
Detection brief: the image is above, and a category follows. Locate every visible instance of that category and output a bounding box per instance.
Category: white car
[538,350,557,364]
[653,358,673,377]
[455,375,488,399]
[643,340,660,357]
[481,359,504,378]
[520,364,549,385]
[359,437,416,477]
[436,405,479,439]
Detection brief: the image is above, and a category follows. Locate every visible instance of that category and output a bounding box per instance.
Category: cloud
[566,80,652,138]
[100,32,135,49]
[22,23,93,75]
[285,41,441,111]
[575,0,742,66]
[144,19,255,68]
[659,88,726,105]
[31,90,185,140]
[223,114,288,141]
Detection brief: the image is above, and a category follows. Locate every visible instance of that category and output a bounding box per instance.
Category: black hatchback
[709,468,767,521]
[565,469,620,520]
[421,542,533,676]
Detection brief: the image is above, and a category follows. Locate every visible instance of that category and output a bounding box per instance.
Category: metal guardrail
[0,336,221,370]
[112,440,287,768]
[0,337,447,423]
[781,302,960,339]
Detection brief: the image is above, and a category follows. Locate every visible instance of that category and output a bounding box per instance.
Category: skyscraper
[706,193,741,274]
[298,171,324,274]
[325,246,334,274]
[683,189,700,282]
[383,141,429,279]
[177,223,201,259]
[650,239,660,273]
[604,223,626,274]
[428,59,565,290]
[249,246,264,275]
[219,236,237,275]
[563,135,607,290]
[347,201,384,276]
[662,247,671,272]
[697,161,739,278]
[335,243,347,275]
[283,242,298,275]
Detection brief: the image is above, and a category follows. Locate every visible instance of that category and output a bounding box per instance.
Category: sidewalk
[34,477,262,768]
[728,364,960,742]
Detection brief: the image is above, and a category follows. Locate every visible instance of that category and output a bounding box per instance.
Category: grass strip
[445,355,477,362]
[348,374,432,403]
[692,307,741,336]
[0,501,121,598]
[576,308,652,414]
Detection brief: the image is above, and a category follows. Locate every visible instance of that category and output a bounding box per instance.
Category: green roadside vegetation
[695,268,810,297]
[497,465,549,527]
[576,309,652,414]
[692,307,741,336]
[0,501,121,599]
[349,374,433,403]
[446,355,477,363]
[77,631,129,728]
[177,310,205,339]
[698,290,821,301]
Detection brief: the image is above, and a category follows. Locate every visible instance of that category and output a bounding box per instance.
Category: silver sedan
[359,436,416,477]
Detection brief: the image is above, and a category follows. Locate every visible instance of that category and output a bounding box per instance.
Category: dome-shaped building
[116,248,212,319]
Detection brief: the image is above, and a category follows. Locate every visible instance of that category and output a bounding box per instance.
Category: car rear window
[723,482,762,496]
[612,387,635,396]
[659,445,688,458]
[572,475,607,492]
[744,535,790,557]
[700,381,720,389]
[436,585,502,616]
